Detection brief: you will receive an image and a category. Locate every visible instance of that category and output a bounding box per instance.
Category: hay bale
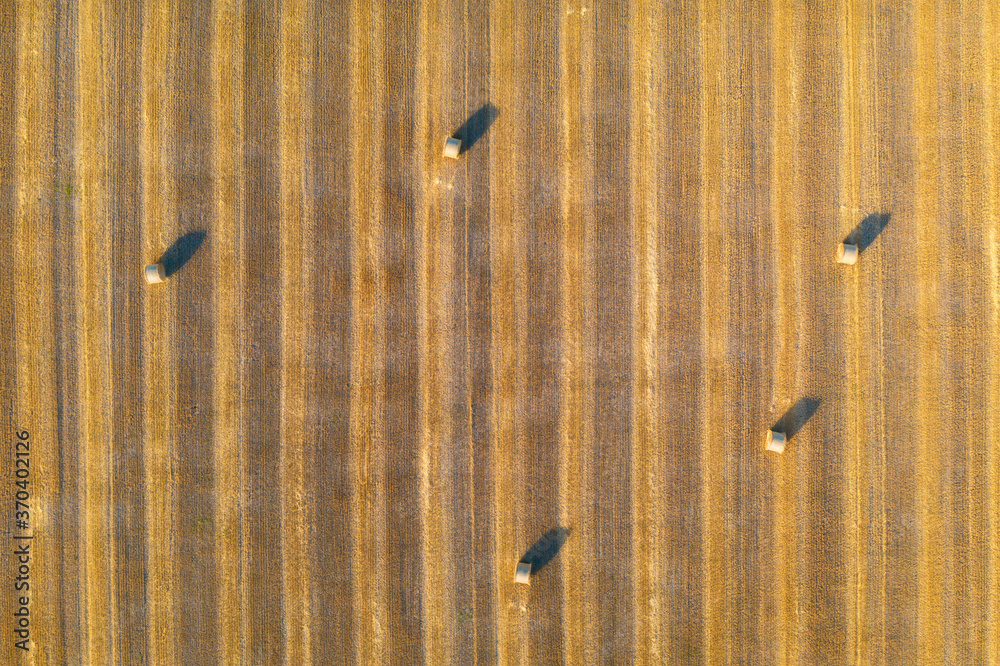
[766,430,786,453]
[443,137,462,159]
[514,561,531,585]
[836,243,858,265]
[145,263,166,284]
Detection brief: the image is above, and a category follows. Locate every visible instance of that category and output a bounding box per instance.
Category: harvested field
[2,0,1000,663]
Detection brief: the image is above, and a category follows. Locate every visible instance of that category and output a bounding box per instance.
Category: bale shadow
[452,103,499,155]
[158,231,206,277]
[771,397,822,441]
[843,213,890,252]
[519,526,571,575]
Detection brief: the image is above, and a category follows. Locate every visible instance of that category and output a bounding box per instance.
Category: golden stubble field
[2,0,1000,663]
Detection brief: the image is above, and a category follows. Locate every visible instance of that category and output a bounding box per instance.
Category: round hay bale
[514,561,531,585]
[145,263,166,284]
[836,243,858,265]
[443,137,462,159]
[766,430,786,454]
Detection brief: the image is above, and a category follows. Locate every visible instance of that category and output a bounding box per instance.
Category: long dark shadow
[771,397,822,441]
[843,213,890,252]
[159,230,207,277]
[451,102,499,155]
[519,526,572,574]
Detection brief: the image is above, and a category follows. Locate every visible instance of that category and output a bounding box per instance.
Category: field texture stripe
[0,5,21,661]
[958,1,990,658]
[839,0,863,660]
[699,0,727,661]
[461,0,498,658]
[242,0,285,659]
[866,0,889,661]
[107,0,147,658]
[437,0,481,657]
[304,0,353,660]
[211,0,245,661]
[741,2,776,658]
[49,0,81,659]
[942,2,977,658]
[441,0,481,653]
[0,4,21,661]
[348,0,385,658]
[298,5,317,660]
[141,0,178,661]
[558,0,590,661]
[629,0,659,662]
[520,1,551,657]
[378,2,424,660]
[577,5,599,659]
[913,0,945,661]
[797,3,851,661]
[172,0,222,660]
[38,5,72,649]
[851,0,887,661]
[15,0,65,659]
[724,1,749,658]
[45,5,71,653]
[279,0,311,661]
[76,0,116,660]
[488,0,516,660]
[951,1,976,658]
[877,3,920,659]
[590,0,636,659]
[654,0,703,658]
[986,1,1000,660]
[789,3,811,657]
[513,1,567,661]
[769,0,798,661]
[963,4,991,660]
[414,0,448,660]
[511,1,530,659]
[0,0,14,379]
